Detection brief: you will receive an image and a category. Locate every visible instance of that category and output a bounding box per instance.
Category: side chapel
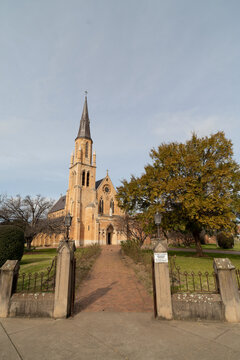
[36,95,126,247]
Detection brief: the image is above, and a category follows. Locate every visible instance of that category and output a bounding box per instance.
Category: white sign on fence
[154,252,168,263]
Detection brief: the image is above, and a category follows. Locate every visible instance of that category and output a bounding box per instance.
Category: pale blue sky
[0,0,240,199]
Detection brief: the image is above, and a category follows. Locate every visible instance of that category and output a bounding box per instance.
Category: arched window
[82,170,85,186]
[99,198,104,214]
[85,142,88,158]
[86,171,90,187]
[110,199,114,214]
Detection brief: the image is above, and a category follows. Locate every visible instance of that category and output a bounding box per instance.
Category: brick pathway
[74,246,153,313]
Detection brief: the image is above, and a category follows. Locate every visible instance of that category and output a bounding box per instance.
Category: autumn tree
[0,195,64,249]
[116,132,240,256]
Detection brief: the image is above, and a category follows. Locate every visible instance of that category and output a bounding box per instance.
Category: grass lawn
[20,246,101,275]
[18,245,101,292]
[18,248,57,292]
[202,243,240,252]
[169,243,240,252]
[167,250,240,292]
[20,248,57,275]
[168,250,240,273]
[121,242,240,294]
[134,249,240,274]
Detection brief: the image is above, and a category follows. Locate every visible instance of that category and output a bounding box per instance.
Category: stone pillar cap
[154,239,168,252]
[1,260,19,271]
[58,240,76,253]
[213,258,235,270]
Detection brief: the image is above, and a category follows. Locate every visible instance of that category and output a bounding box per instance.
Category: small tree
[0,195,62,249]
[117,132,240,256]
[115,214,148,246]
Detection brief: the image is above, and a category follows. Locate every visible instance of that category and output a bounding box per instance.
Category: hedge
[0,225,25,267]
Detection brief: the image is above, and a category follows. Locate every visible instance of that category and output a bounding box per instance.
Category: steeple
[76,94,92,141]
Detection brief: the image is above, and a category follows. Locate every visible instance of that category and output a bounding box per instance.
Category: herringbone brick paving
[75,245,153,312]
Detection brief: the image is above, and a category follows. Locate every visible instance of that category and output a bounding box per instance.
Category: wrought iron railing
[235,269,240,290]
[169,256,218,294]
[16,256,57,293]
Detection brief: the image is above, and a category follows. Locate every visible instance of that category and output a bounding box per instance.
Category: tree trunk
[26,238,32,250]
[193,231,204,257]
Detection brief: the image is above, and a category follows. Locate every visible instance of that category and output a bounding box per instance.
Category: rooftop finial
[85,90,88,96]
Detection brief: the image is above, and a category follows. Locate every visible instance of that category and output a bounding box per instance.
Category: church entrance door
[106,225,113,245]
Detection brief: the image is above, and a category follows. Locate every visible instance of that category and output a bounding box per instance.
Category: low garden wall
[153,241,240,323]
[9,293,54,318]
[172,293,224,321]
[0,240,76,319]
[169,254,225,321]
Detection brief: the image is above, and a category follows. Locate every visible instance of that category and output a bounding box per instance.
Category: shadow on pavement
[74,281,118,313]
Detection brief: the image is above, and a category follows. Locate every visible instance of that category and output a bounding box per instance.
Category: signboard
[154,252,168,263]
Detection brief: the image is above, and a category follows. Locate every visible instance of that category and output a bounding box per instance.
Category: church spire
[76,93,92,141]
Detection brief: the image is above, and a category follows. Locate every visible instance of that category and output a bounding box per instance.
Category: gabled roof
[49,195,66,214]
[95,178,104,189]
[76,95,92,141]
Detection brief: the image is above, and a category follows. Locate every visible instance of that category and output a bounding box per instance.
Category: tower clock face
[103,185,110,194]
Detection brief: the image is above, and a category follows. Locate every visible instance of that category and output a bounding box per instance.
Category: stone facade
[33,233,64,247]
[32,96,126,248]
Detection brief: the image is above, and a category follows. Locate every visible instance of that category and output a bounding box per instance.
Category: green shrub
[0,225,25,267]
[121,239,141,261]
[217,232,234,249]
[75,244,101,290]
[121,239,152,266]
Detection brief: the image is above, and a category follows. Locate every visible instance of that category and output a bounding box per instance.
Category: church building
[40,95,126,247]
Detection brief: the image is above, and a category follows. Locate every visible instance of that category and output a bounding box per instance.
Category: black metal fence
[16,257,57,293]
[235,269,240,290]
[169,256,218,294]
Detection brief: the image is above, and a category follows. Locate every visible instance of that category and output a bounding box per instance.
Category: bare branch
[0,194,57,248]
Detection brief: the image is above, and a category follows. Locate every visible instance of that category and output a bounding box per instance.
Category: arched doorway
[106,225,113,245]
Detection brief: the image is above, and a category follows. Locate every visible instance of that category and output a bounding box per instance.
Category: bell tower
[65,94,97,246]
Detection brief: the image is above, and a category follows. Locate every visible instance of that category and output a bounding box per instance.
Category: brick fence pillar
[0,260,19,317]
[214,258,240,323]
[153,240,173,320]
[53,240,76,318]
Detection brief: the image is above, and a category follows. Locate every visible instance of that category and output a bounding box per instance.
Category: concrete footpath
[1,313,240,360]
